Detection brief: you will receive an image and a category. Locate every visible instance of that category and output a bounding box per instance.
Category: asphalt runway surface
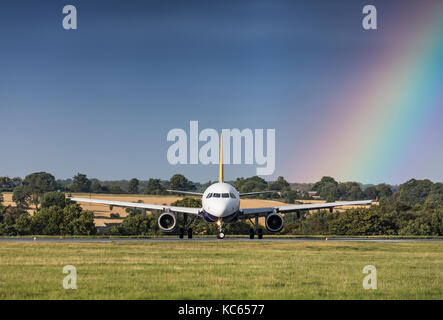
[0,237,441,243]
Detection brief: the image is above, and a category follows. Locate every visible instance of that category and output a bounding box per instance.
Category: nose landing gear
[216,219,225,239]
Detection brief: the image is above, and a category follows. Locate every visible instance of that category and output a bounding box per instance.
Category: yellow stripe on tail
[219,133,224,183]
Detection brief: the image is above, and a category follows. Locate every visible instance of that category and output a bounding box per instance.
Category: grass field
[0,241,441,299]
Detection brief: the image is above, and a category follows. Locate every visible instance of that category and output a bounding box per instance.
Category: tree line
[0,192,95,236]
[0,171,442,236]
[282,201,443,236]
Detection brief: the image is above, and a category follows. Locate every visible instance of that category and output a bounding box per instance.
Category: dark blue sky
[1,0,441,183]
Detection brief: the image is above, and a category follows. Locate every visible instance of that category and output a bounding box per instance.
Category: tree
[376,183,393,199]
[364,186,378,200]
[269,176,290,192]
[425,193,443,206]
[70,173,91,193]
[12,185,32,208]
[427,183,443,205]
[30,203,96,235]
[431,209,443,235]
[66,210,96,235]
[0,177,13,192]
[301,210,334,234]
[0,206,30,236]
[169,174,195,191]
[336,182,363,200]
[31,206,64,235]
[144,179,166,195]
[0,192,3,203]
[0,176,22,192]
[171,197,202,208]
[90,179,105,193]
[234,176,267,195]
[396,179,433,205]
[109,185,126,194]
[319,182,338,202]
[128,178,140,194]
[328,208,394,235]
[1,206,28,223]
[41,191,71,209]
[311,176,339,201]
[20,172,57,208]
[430,182,443,195]
[282,190,299,204]
[119,214,152,235]
[14,214,32,235]
[312,176,338,191]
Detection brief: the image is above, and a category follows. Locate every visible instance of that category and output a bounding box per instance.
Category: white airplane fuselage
[201,182,240,223]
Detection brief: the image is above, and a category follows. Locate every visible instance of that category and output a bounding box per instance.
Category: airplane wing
[166,190,203,196]
[239,190,280,197]
[69,197,201,215]
[239,200,373,218]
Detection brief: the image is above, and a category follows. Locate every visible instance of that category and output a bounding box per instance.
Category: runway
[0,237,441,243]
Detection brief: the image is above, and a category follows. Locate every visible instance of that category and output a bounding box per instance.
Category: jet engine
[158,211,177,232]
[265,211,284,232]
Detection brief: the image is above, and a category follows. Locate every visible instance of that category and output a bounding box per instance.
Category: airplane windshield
[206,193,212,198]
[230,193,236,198]
[213,193,220,198]
[222,193,229,198]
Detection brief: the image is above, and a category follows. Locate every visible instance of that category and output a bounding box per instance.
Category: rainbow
[297,4,443,184]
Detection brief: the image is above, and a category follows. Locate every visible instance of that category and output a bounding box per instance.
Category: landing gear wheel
[179,228,184,239]
[249,228,255,239]
[257,228,263,239]
[216,219,225,239]
[187,228,193,239]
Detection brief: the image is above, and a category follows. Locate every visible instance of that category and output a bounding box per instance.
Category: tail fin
[219,133,224,183]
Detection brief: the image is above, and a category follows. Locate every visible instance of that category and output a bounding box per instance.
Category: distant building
[308,191,321,199]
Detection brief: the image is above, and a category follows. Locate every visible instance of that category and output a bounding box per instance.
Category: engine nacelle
[265,212,284,233]
[158,211,177,232]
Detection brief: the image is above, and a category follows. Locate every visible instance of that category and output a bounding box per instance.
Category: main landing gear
[178,227,193,239]
[249,228,263,239]
[179,213,194,239]
[249,215,264,239]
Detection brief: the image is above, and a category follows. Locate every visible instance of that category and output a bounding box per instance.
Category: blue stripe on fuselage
[201,210,239,223]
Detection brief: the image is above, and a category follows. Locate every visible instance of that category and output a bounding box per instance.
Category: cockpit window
[222,193,229,198]
[213,193,220,198]
[230,193,236,198]
[206,193,212,198]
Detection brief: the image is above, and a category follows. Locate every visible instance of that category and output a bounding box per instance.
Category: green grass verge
[0,241,441,299]
[1,234,442,239]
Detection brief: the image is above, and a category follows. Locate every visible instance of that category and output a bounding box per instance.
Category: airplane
[69,134,373,239]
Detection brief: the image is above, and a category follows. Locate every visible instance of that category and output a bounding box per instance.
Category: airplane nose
[211,201,231,217]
